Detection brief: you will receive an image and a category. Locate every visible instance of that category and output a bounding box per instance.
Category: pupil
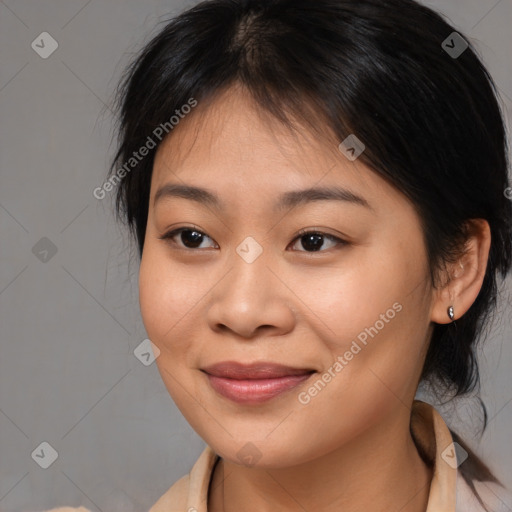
[179,231,326,251]
[182,230,203,248]
[302,233,323,252]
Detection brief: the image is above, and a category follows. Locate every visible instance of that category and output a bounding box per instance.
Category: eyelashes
[291,228,347,252]
[158,226,348,253]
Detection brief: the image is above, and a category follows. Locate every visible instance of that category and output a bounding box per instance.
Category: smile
[201,361,316,404]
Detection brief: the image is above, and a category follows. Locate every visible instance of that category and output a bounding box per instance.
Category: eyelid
[290,228,348,251]
[158,225,218,249]
[158,226,348,252]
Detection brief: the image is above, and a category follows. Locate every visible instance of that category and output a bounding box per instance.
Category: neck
[209,406,433,512]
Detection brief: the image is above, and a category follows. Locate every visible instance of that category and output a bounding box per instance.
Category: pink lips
[201,361,315,404]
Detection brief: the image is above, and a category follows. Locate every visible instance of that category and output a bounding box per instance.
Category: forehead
[150,85,404,213]
[153,86,365,183]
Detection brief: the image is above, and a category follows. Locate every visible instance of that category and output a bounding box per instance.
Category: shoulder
[148,472,190,511]
[457,472,512,512]
[41,446,216,512]
[36,475,190,512]
[39,474,191,512]
[149,444,219,512]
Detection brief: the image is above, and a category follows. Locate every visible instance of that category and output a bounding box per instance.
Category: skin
[139,83,491,512]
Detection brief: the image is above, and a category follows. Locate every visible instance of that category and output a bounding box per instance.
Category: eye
[158,226,218,250]
[159,226,347,253]
[288,229,347,252]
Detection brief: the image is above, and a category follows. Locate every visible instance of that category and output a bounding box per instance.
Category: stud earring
[447,305,455,321]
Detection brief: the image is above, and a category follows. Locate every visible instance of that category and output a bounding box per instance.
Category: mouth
[201,361,316,404]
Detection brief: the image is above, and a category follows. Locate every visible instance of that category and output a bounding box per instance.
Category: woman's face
[139,85,437,468]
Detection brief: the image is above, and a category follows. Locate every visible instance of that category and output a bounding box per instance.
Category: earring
[447,305,455,322]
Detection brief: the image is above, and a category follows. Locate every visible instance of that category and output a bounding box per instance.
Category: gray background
[0,0,511,511]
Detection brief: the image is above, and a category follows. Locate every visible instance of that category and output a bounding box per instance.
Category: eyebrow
[154,183,372,212]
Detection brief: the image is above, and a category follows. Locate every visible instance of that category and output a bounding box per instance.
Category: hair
[108,0,512,506]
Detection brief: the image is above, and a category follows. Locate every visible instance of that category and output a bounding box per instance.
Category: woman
[46,0,512,510]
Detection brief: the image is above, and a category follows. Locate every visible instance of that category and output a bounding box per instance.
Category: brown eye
[289,231,346,252]
[159,227,346,253]
[159,228,218,249]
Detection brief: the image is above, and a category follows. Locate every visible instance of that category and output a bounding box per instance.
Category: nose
[206,244,296,340]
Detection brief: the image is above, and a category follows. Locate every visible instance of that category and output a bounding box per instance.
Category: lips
[201,361,316,379]
[201,361,316,404]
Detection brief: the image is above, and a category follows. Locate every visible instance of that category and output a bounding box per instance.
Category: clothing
[44,401,510,512]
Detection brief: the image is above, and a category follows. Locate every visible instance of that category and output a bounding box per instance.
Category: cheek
[292,244,431,393]
[287,250,414,352]
[138,251,204,411]
[138,249,204,348]
[287,300,430,464]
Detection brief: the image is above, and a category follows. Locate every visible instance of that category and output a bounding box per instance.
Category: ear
[431,219,491,324]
